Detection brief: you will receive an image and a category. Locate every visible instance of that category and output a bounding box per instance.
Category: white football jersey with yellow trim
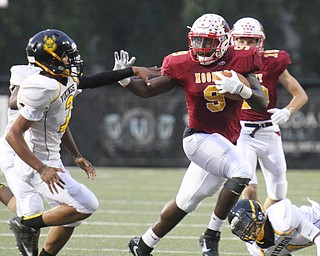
[18,74,78,162]
[247,199,320,255]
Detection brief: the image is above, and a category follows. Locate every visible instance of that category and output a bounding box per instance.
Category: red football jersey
[162,45,262,143]
[240,50,291,121]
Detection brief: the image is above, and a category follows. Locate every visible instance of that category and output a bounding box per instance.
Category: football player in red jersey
[114,14,267,256]
[231,17,308,210]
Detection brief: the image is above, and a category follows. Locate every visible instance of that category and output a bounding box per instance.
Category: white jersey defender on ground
[245,198,320,255]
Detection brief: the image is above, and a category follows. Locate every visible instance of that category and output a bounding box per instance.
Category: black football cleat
[128,236,153,256]
[8,216,39,256]
[199,232,220,256]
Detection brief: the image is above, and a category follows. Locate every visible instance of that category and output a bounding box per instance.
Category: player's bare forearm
[61,127,81,160]
[6,116,65,193]
[6,124,46,173]
[131,66,161,83]
[279,71,308,113]
[62,128,96,179]
[245,74,267,112]
[126,76,176,98]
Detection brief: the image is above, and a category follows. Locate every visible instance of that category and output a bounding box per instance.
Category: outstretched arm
[79,50,161,90]
[113,50,175,97]
[125,75,177,98]
[78,66,161,90]
[78,68,134,89]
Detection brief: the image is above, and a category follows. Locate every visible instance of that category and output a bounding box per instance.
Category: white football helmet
[188,13,230,65]
[230,17,266,52]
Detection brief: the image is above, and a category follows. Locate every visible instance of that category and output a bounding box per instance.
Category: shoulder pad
[19,75,60,109]
[267,199,302,232]
[10,65,41,86]
[162,51,194,78]
[262,50,291,73]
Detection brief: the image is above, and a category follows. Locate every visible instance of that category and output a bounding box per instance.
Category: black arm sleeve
[78,67,134,89]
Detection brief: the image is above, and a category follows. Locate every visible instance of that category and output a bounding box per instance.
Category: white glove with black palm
[113,50,136,87]
[267,108,291,125]
[215,70,252,99]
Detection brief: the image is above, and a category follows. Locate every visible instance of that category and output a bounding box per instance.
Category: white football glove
[267,108,291,125]
[215,70,252,99]
[113,50,136,87]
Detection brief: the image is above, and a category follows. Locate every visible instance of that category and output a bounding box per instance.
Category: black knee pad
[223,177,251,195]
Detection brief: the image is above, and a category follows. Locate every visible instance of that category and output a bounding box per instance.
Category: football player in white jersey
[228,198,320,255]
[0,64,99,256]
[5,29,159,256]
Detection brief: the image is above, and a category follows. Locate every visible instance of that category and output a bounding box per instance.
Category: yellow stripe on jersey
[274,228,297,236]
[286,242,313,251]
[50,82,62,104]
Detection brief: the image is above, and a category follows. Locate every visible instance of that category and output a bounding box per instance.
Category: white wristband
[239,85,252,99]
[118,78,130,87]
[313,233,320,256]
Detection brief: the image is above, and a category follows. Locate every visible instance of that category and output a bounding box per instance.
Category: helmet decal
[43,35,57,56]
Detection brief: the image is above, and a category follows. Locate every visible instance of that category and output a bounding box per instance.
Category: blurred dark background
[0,0,319,168]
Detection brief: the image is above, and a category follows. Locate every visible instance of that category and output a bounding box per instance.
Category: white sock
[207,212,225,231]
[142,227,161,248]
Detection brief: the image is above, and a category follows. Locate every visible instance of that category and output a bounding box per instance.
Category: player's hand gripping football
[75,156,96,180]
[215,70,252,99]
[267,108,291,125]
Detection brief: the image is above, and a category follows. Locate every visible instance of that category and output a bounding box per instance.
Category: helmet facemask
[61,47,84,77]
[228,199,266,243]
[188,33,229,65]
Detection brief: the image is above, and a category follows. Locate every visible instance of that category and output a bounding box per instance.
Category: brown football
[216,70,250,101]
